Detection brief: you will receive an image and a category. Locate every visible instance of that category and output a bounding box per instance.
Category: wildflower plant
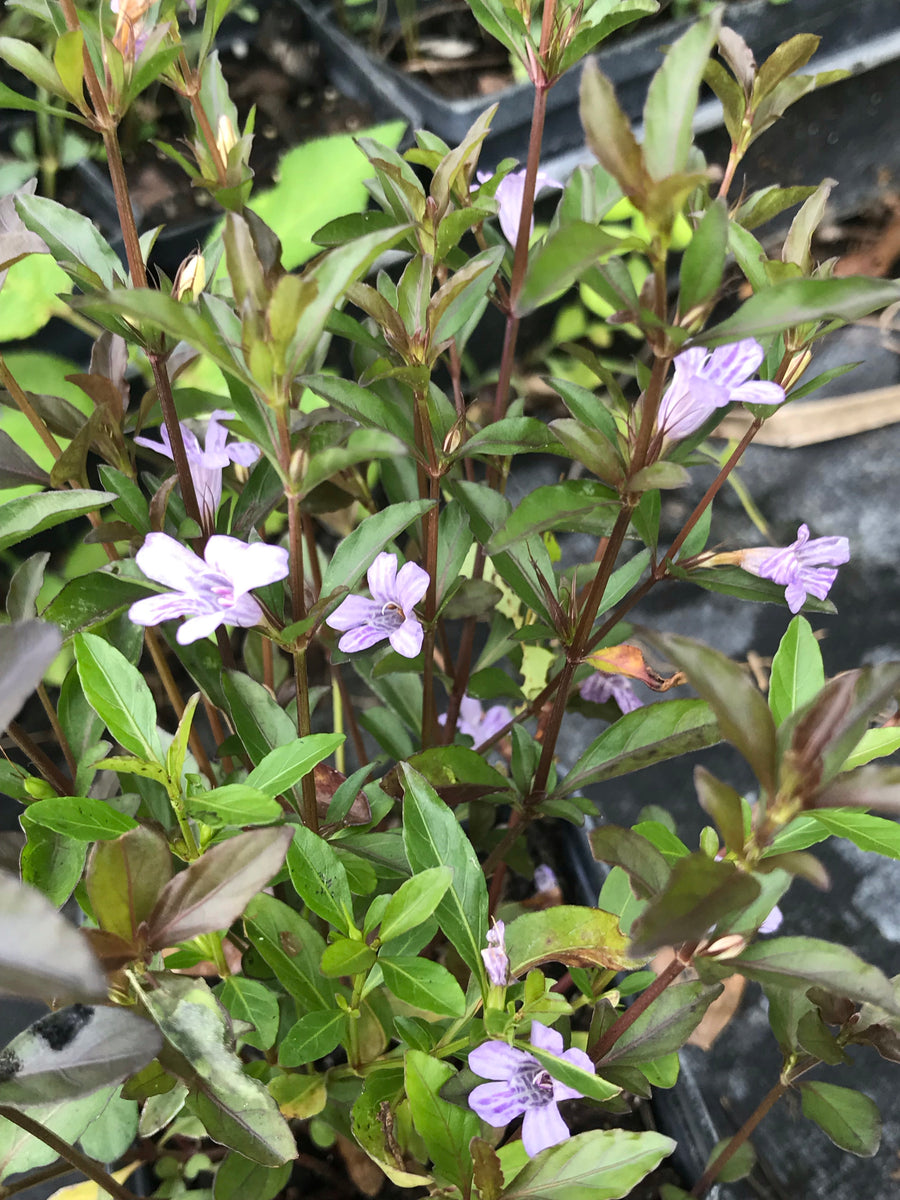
[1,2,900,1200]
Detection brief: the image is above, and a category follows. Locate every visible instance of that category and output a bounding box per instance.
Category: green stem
[0,1107,138,1200]
[166,780,200,860]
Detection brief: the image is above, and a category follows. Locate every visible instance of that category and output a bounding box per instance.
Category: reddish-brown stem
[589,944,697,1063]
[178,51,229,184]
[690,1077,786,1196]
[0,1106,138,1200]
[0,1158,76,1198]
[36,684,77,779]
[6,722,71,795]
[440,545,486,743]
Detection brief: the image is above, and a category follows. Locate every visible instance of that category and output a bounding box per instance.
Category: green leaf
[679,199,728,311]
[499,1128,676,1200]
[214,1152,292,1200]
[673,562,837,612]
[401,764,488,985]
[404,1050,480,1190]
[703,276,900,344]
[15,193,124,290]
[320,937,377,976]
[458,417,561,459]
[244,893,333,1011]
[810,810,900,859]
[526,1040,621,1103]
[768,615,825,724]
[0,1088,116,1183]
[86,825,172,942]
[517,223,629,315]
[836,727,900,772]
[380,955,466,1016]
[560,699,719,796]
[643,631,777,794]
[379,866,453,942]
[588,827,671,900]
[279,1010,346,1066]
[579,62,647,199]
[321,500,434,598]
[301,374,416,445]
[486,481,621,552]
[75,631,164,763]
[20,817,86,909]
[0,37,67,100]
[628,854,760,955]
[0,489,115,554]
[704,1137,756,1183]
[216,977,280,1051]
[23,796,138,841]
[642,12,721,180]
[246,734,344,797]
[506,905,643,977]
[731,938,900,1012]
[184,785,283,827]
[287,824,354,934]
[6,553,49,622]
[599,981,723,1066]
[135,974,296,1166]
[800,1081,881,1157]
[53,29,84,107]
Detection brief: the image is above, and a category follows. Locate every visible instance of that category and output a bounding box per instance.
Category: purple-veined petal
[134,428,174,460]
[672,347,707,375]
[797,532,850,567]
[468,1041,530,1081]
[389,616,424,658]
[326,596,381,632]
[529,1022,564,1056]
[129,592,199,626]
[729,380,785,407]
[367,552,398,604]
[226,440,261,467]
[203,411,231,461]
[205,537,290,595]
[394,560,430,612]
[784,579,808,613]
[468,1080,528,1127]
[705,339,764,387]
[135,532,207,592]
[521,1102,570,1157]
[225,593,265,628]
[177,611,225,645]
[192,463,222,527]
[338,624,389,653]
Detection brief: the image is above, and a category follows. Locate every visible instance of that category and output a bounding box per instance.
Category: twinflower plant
[2,2,900,1199]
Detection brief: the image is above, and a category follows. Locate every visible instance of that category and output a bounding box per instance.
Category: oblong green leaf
[0,490,115,554]
[75,631,163,763]
[499,1128,676,1200]
[800,1081,881,1157]
[245,734,344,797]
[380,955,466,1017]
[24,796,138,841]
[321,500,434,599]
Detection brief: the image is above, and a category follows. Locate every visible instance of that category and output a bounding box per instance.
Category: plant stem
[0,354,64,460]
[36,684,77,780]
[0,1107,138,1200]
[0,1158,76,1198]
[589,943,697,1063]
[5,722,71,795]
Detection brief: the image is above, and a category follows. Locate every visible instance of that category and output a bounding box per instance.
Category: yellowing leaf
[46,1160,140,1199]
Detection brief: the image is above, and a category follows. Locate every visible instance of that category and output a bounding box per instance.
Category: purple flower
[128,532,289,645]
[656,339,784,441]
[326,552,428,658]
[482,920,510,987]
[468,1022,595,1157]
[759,904,783,935]
[579,672,643,714]
[439,694,512,747]
[534,865,559,894]
[739,524,850,613]
[476,168,564,246]
[135,410,260,533]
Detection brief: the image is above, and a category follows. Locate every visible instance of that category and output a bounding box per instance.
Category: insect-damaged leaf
[504,906,644,977]
[147,826,292,949]
[0,1004,162,1106]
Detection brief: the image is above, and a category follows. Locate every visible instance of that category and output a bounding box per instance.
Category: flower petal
[389,616,424,658]
[339,624,389,653]
[326,596,381,632]
[134,428,174,460]
[468,1041,530,1081]
[521,1102,570,1157]
[204,537,290,595]
[129,592,198,626]
[495,171,528,246]
[468,1081,528,1127]
[177,611,225,645]
[135,532,207,591]
[729,380,785,407]
[203,410,231,461]
[394,561,430,611]
[367,553,398,604]
[529,1022,563,1056]
[706,339,764,387]
[476,705,512,747]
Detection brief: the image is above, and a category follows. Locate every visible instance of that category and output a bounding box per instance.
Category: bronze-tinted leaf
[86,825,172,943]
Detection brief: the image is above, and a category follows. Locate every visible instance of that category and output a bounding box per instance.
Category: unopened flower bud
[215,114,239,163]
[700,933,747,959]
[442,422,463,456]
[173,253,206,301]
[482,919,510,987]
[781,348,813,393]
[289,447,308,488]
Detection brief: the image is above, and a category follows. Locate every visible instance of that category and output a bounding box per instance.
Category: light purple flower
[739,523,850,613]
[534,865,559,894]
[759,905,783,935]
[656,339,785,441]
[326,552,428,658]
[476,168,564,247]
[468,1022,595,1157]
[439,694,512,747]
[482,920,510,987]
[128,532,289,645]
[579,672,643,714]
[135,410,260,532]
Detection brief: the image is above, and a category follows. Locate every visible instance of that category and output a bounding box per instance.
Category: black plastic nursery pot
[292,0,900,172]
